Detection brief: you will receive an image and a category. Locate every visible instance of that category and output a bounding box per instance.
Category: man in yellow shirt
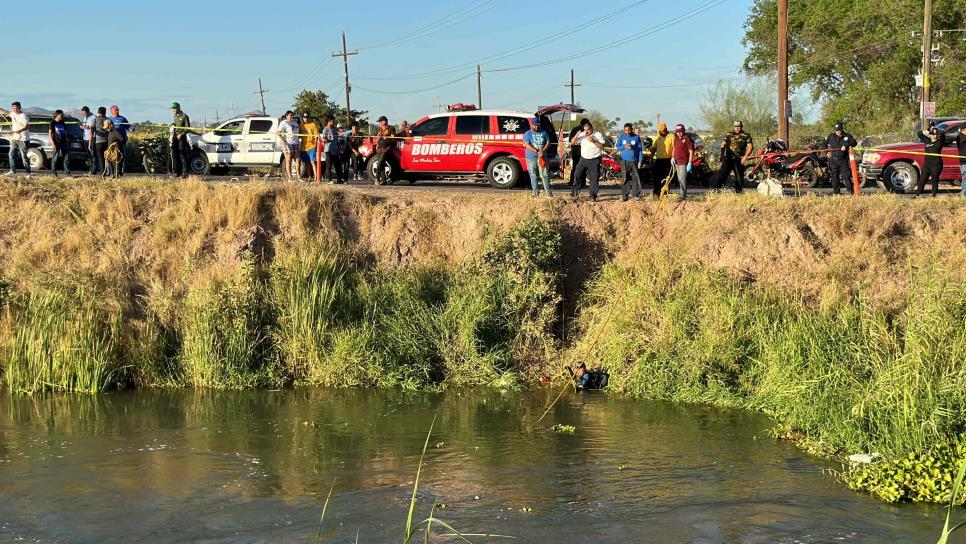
[650,122,675,196]
[298,113,321,181]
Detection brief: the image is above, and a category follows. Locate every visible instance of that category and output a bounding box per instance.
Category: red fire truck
[363,104,584,188]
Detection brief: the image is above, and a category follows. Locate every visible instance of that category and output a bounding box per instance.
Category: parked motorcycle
[138,136,170,175]
[743,139,822,188]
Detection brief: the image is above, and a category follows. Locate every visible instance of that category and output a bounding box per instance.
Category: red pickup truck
[860,120,966,192]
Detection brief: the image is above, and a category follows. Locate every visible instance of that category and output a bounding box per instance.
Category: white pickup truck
[186,115,286,175]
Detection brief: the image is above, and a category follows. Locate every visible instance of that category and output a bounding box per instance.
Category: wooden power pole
[564,69,582,105]
[921,0,933,123]
[254,78,269,115]
[777,0,789,143]
[477,65,483,109]
[332,32,359,126]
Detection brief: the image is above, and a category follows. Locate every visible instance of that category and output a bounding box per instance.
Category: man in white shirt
[80,106,97,175]
[1,101,32,177]
[569,122,606,201]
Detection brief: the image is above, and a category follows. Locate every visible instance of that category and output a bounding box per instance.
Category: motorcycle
[138,136,170,175]
[743,139,822,188]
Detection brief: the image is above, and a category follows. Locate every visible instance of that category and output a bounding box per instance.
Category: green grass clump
[576,251,966,502]
[180,260,276,389]
[2,289,121,393]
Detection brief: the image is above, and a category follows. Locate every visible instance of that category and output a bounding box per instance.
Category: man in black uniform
[824,122,856,194]
[916,127,944,197]
[714,121,753,193]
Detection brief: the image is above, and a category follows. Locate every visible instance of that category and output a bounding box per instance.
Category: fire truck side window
[411,117,449,137]
[497,116,528,135]
[454,115,490,135]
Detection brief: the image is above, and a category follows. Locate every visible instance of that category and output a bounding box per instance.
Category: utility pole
[214,110,221,125]
[921,0,933,124]
[777,0,789,142]
[331,31,359,127]
[228,102,237,118]
[477,65,483,109]
[564,69,582,105]
[254,78,269,115]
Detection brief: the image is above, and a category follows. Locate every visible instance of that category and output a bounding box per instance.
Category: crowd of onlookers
[276,110,374,183]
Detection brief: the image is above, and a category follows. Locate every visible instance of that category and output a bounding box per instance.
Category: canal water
[0,389,944,543]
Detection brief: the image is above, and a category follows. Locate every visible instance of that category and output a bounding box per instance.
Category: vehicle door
[492,115,530,170]
[941,122,966,179]
[449,114,490,172]
[242,119,277,165]
[200,119,245,164]
[402,116,451,172]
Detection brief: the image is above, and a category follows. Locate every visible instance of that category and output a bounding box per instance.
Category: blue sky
[4,0,755,127]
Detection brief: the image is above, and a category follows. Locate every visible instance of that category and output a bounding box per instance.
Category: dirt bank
[1,179,964,313]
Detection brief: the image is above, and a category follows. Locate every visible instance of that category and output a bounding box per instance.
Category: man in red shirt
[670,123,694,200]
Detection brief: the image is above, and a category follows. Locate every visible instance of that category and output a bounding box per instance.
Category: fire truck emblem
[502,119,520,133]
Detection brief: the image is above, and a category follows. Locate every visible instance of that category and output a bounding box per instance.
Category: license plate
[71,143,82,149]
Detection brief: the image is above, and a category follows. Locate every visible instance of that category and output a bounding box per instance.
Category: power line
[353,0,651,81]
[356,0,501,50]
[352,73,476,95]
[582,75,744,89]
[483,0,726,74]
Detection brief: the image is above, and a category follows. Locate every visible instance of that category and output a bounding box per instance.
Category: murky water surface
[0,389,943,543]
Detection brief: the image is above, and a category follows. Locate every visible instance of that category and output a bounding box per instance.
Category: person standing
[338,125,353,182]
[570,122,606,201]
[945,125,966,197]
[398,120,410,136]
[916,127,944,197]
[170,102,192,178]
[103,119,125,179]
[321,117,344,183]
[1,101,31,178]
[347,123,364,180]
[670,124,694,200]
[108,105,132,176]
[297,113,320,181]
[823,122,856,194]
[567,117,588,187]
[277,111,300,181]
[614,122,644,201]
[714,121,753,193]
[48,110,72,177]
[523,117,552,198]
[373,115,394,185]
[80,106,97,175]
[650,122,675,196]
[92,107,109,177]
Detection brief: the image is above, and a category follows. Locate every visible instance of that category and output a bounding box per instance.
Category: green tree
[292,90,369,130]
[700,77,780,140]
[742,0,966,133]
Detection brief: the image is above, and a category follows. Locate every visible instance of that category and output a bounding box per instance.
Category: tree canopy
[742,0,966,133]
[292,90,369,129]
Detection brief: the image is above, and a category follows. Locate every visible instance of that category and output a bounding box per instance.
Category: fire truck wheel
[486,156,521,189]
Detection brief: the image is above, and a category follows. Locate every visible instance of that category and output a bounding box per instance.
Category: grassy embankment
[0,177,964,504]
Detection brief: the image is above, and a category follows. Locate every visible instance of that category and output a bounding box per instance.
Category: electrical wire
[356,0,501,51]
[352,73,476,95]
[352,0,652,81]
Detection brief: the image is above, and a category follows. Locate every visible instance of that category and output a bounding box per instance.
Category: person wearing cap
[108,105,132,176]
[298,113,320,181]
[650,122,675,196]
[277,111,300,181]
[398,120,410,136]
[823,122,856,194]
[714,121,753,193]
[523,117,552,198]
[670,123,694,200]
[916,126,944,197]
[373,115,394,185]
[80,106,97,175]
[570,121,606,201]
[170,102,192,178]
[614,123,644,201]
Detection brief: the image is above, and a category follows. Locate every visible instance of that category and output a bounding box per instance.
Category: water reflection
[0,389,944,543]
